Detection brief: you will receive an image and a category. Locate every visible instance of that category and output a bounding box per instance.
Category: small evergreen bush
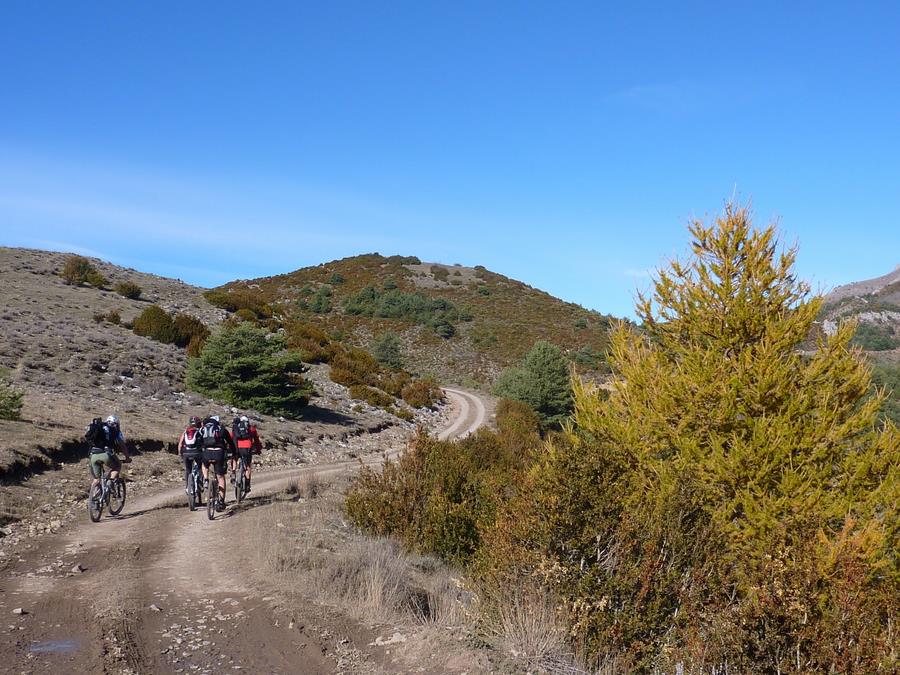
[187,323,312,417]
[401,378,444,409]
[61,255,106,287]
[132,305,177,343]
[348,384,395,408]
[114,280,143,299]
[372,332,403,369]
[493,340,572,428]
[0,380,24,420]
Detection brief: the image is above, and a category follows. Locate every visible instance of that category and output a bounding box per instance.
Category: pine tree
[187,323,313,417]
[493,340,572,427]
[372,332,403,369]
[520,204,898,670]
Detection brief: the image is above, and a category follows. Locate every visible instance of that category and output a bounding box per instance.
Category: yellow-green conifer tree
[520,205,897,671]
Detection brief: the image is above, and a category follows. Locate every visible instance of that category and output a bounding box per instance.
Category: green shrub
[389,406,415,422]
[132,305,177,343]
[235,308,258,323]
[132,305,208,351]
[345,408,541,566]
[329,347,380,387]
[493,341,572,428]
[342,286,459,337]
[401,378,444,409]
[204,288,272,318]
[372,332,403,369]
[872,361,900,425]
[0,380,24,420]
[852,322,899,350]
[60,255,95,285]
[173,313,210,350]
[430,265,449,282]
[85,269,108,289]
[285,322,335,363]
[187,323,312,417]
[309,288,332,314]
[93,310,122,325]
[329,272,345,284]
[114,281,143,299]
[348,384,395,408]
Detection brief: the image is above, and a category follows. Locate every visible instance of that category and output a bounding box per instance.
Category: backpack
[234,418,251,441]
[85,418,106,447]
[183,426,203,452]
[201,419,223,448]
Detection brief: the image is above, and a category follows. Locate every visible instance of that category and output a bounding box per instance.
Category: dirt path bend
[438,388,487,441]
[0,393,490,674]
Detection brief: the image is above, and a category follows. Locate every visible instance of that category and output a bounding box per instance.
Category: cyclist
[230,415,261,494]
[178,416,204,496]
[85,414,131,490]
[200,415,234,512]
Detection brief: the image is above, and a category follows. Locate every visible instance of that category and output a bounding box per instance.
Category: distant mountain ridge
[826,265,900,304]
[821,265,900,354]
[213,253,618,385]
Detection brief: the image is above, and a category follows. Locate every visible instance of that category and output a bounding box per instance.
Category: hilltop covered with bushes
[207,253,616,385]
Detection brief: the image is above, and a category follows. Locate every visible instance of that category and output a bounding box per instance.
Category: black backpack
[85,418,107,448]
[234,418,251,441]
[201,418,223,448]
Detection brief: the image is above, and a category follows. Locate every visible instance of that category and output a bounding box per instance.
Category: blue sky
[2,2,898,318]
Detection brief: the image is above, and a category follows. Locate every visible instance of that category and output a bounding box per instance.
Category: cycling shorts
[89,448,121,479]
[233,448,253,466]
[202,448,227,476]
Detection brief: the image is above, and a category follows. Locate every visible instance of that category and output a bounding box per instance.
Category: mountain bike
[206,463,220,520]
[88,471,127,522]
[233,454,249,504]
[187,459,204,511]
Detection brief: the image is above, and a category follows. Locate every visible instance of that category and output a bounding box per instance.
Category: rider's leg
[90,455,103,490]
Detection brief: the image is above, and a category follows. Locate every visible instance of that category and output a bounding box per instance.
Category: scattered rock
[12,608,27,615]
[71,563,85,574]
[149,604,162,612]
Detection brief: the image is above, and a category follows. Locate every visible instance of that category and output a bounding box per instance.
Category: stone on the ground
[12,608,26,615]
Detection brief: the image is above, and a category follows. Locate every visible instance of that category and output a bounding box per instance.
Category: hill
[210,253,618,385]
[0,247,443,529]
[821,264,900,355]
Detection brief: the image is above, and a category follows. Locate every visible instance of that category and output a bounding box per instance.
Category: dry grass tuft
[252,486,472,628]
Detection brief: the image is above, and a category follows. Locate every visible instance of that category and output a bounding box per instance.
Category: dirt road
[0,394,489,674]
[437,389,487,441]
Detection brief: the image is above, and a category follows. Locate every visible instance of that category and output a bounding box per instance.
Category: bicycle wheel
[88,484,102,522]
[207,477,216,520]
[108,478,126,515]
[188,480,196,511]
[234,464,243,504]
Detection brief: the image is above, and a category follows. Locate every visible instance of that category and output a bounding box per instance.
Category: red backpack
[183,426,203,452]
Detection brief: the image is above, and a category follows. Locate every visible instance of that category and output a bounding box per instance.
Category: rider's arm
[251,428,262,453]
[177,432,184,456]
[117,433,131,461]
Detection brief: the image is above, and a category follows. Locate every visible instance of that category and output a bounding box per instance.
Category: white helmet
[239,415,249,423]
[210,415,220,423]
[106,415,119,426]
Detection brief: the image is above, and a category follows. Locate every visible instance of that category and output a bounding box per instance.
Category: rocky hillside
[821,265,900,356]
[212,253,617,385]
[0,247,442,521]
